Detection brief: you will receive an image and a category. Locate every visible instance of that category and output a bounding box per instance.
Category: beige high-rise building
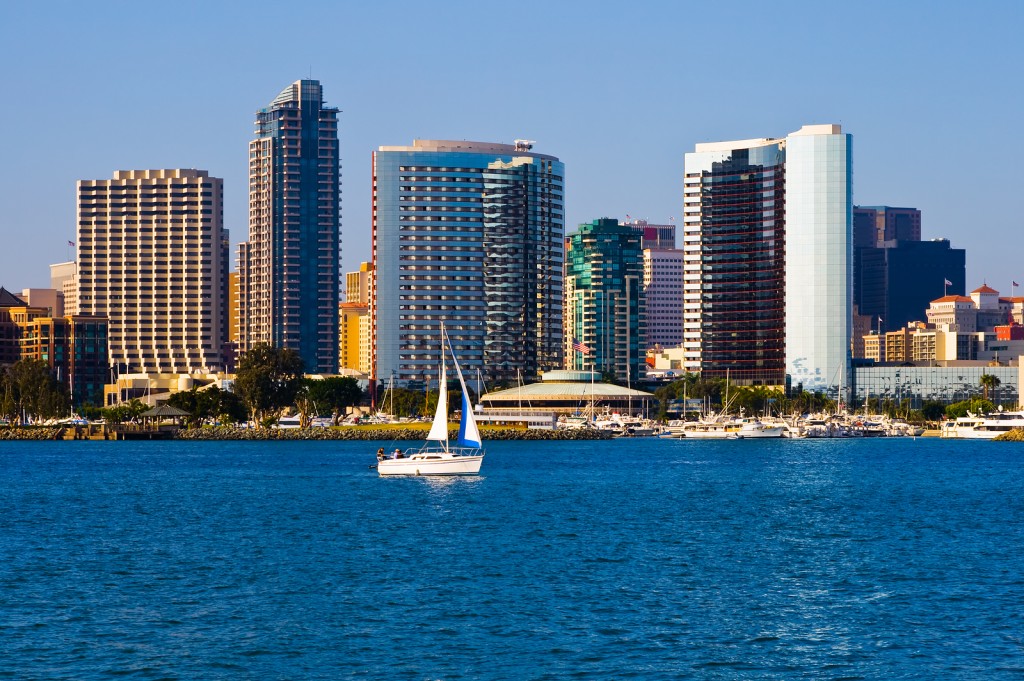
[346,261,372,304]
[50,261,78,315]
[76,169,228,374]
[339,302,370,374]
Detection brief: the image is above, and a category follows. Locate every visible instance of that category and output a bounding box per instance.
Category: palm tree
[980,373,1001,403]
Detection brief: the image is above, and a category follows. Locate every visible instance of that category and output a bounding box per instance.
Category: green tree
[305,377,364,425]
[945,398,994,419]
[211,387,248,425]
[6,359,70,423]
[234,344,305,426]
[980,373,1001,403]
[920,400,947,422]
[380,386,431,418]
[78,402,102,421]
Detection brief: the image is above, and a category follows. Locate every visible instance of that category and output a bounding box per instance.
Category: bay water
[1,438,1023,679]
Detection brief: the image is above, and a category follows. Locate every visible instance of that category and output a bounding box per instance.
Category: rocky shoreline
[0,427,64,440]
[175,426,614,441]
[993,428,1024,442]
[0,425,613,441]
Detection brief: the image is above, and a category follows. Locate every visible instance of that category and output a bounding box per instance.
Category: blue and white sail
[448,332,482,449]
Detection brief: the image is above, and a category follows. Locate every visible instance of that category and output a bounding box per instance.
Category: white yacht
[940,410,1024,440]
[675,415,785,439]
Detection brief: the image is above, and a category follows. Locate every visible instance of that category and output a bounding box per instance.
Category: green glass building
[564,218,646,384]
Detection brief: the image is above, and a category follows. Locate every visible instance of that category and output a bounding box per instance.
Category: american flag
[571,338,591,354]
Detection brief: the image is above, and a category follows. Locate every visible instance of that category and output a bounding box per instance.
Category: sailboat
[376,324,484,476]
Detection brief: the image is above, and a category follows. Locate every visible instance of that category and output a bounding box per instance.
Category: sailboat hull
[377,453,484,476]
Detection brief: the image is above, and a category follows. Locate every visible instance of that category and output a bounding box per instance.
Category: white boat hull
[378,453,484,476]
[680,423,786,439]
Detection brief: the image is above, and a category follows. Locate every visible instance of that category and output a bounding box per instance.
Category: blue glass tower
[371,140,564,387]
[239,80,340,373]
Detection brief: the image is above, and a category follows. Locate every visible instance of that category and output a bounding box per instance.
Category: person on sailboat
[376,448,385,462]
[392,448,403,459]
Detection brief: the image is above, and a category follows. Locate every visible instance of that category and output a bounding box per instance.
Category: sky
[1,0,1021,294]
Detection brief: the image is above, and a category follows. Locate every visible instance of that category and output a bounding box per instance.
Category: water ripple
[2,439,1024,678]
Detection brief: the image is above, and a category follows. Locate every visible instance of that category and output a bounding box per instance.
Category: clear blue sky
[2,0,1021,294]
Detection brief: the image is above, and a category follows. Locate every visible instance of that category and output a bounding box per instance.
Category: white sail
[426,360,448,442]
[447,333,482,448]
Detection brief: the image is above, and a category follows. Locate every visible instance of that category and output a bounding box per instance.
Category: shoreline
[0,425,614,441]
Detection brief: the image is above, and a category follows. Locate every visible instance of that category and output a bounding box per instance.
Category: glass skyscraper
[565,219,646,384]
[239,79,340,373]
[784,126,852,395]
[683,125,852,395]
[371,140,564,387]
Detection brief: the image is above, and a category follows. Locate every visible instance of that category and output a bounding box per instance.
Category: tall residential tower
[683,124,852,394]
[371,139,564,387]
[238,79,341,373]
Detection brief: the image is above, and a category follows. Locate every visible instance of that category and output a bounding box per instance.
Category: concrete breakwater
[175,426,614,441]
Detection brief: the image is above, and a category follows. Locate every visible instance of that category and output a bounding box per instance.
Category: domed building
[477,371,655,427]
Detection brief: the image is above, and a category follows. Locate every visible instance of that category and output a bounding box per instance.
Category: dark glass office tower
[857,239,966,332]
[683,141,788,386]
[239,80,340,373]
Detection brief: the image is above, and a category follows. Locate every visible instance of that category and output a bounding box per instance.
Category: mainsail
[425,359,448,442]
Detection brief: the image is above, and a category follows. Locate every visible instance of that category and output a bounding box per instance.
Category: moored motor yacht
[940,410,1024,439]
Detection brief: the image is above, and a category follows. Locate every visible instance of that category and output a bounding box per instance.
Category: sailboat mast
[441,322,448,452]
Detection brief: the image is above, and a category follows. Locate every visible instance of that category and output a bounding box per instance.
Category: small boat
[376,324,484,476]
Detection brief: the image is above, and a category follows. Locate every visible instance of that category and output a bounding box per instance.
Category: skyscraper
[683,136,787,386]
[75,169,227,374]
[239,79,341,373]
[371,139,564,387]
[853,206,922,247]
[564,218,646,383]
[683,124,852,394]
[858,238,966,332]
[643,246,684,350]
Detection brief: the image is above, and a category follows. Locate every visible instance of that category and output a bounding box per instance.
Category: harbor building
[564,219,646,384]
[238,79,341,373]
[479,370,656,420]
[683,124,851,393]
[76,169,228,375]
[851,363,1021,410]
[371,139,564,387]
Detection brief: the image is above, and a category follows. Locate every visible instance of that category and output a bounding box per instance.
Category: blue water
[2,439,1024,679]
